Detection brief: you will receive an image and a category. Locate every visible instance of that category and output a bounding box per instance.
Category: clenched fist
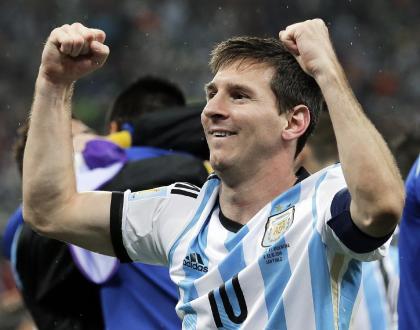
[279,19,339,81]
[39,22,110,85]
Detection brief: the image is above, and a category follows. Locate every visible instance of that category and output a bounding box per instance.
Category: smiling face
[202,61,289,175]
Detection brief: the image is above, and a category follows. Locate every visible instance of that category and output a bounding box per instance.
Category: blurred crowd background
[0,0,419,328]
[2,0,420,219]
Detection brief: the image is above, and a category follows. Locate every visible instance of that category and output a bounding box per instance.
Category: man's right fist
[39,22,110,85]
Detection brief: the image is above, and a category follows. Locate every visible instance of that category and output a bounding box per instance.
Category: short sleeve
[316,165,392,261]
[110,183,199,265]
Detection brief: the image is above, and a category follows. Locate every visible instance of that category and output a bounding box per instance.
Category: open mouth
[209,130,237,137]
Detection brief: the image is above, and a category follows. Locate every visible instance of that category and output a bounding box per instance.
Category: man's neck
[217,157,297,226]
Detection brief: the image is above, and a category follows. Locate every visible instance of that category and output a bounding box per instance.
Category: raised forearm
[22,23,114,255]
[316,67,404,236]
[23,76,77,231]
[278,19,404,236]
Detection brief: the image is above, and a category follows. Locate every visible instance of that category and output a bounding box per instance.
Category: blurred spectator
[0,259,33,330]
[3,76,210,329]
[398,155,420,330]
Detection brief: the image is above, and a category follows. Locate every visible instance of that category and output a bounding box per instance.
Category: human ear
[281,104,310,141]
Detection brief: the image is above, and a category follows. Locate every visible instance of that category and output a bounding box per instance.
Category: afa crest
[262,206,295,247]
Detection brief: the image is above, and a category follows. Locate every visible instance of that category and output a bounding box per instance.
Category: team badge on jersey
[262,206,295,247]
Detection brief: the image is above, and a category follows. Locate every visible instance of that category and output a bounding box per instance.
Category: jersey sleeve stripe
[170,189,198,199]
[327,188,394,253]
[174,183,200,192]
[110,192,133,262]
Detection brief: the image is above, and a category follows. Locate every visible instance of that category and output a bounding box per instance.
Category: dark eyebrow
[204,82,255,97]
[204,82,216,94]
[225,83,254,97]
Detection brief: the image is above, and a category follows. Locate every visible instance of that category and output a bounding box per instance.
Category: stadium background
[1,0,420,244]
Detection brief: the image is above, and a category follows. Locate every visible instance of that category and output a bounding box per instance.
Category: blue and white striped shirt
[112,164,391,330]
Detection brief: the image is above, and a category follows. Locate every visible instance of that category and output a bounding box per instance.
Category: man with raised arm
[23,20,404,329]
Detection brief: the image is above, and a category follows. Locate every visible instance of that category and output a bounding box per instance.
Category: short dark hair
[108,76,186,129]
[210,37,325,155]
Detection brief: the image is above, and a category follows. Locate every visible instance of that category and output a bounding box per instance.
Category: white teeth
[210,131,233,137]
[212,131,233,137]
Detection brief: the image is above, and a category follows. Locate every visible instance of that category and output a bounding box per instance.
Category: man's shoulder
[125,176,218,208]
[300,163,344,188]
[168,175,220,202]
[169,182,203,199]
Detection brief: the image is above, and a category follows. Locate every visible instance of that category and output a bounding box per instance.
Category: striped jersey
[352,245,399,330]
[111,164,391,330]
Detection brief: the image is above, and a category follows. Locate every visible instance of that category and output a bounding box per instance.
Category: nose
[202,94,229,121]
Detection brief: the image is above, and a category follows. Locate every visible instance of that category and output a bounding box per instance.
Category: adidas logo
[183,252,208,273]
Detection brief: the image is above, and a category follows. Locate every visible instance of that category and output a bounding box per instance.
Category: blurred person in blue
[398,154,420,330]
[3,76,210,329]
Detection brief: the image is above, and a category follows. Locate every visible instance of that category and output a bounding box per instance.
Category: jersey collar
[219,167,309,233]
